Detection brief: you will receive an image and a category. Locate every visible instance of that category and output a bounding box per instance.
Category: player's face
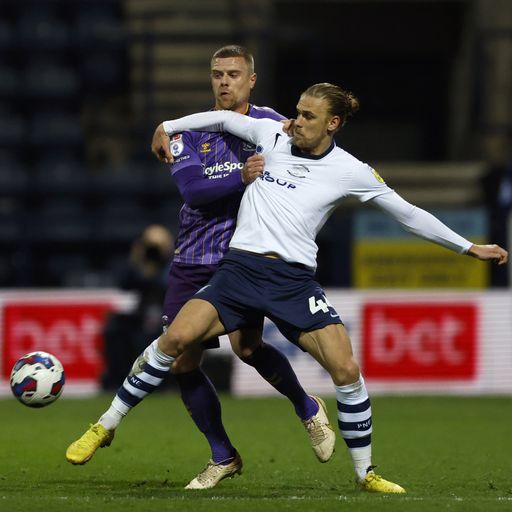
[292,95,339,154]
[211,57,256,113]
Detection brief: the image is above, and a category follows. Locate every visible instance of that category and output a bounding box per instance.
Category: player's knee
[230,333,263,359]
[233,342,260,360]
[170,351,202,374]
[329,359,360,386]
[160,327,194,357]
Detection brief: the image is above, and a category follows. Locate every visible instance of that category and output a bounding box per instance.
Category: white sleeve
[347,164,393,202]
[163,110,270,145]
[370,191,473,254]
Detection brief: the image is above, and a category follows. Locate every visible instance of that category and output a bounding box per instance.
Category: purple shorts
[162,262,220,348]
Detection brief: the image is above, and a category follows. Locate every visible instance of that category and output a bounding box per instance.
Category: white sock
[98,339,175,431]
[335,375,373,481]
[350,445,372,481]
[99,396,127,430]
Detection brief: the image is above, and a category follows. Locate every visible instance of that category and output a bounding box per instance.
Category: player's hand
[467,244,508,265]
[242,154,265,185]
[281,119,295,136]
[151,123,174,163]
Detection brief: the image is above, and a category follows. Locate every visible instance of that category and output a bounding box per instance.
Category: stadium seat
[0,20,14,50]
[96,200,152,243]
[0,152,29,195]
[0,113,25,150]
[157,202,181,236]
[80,52,127,92]
[28,112,83,149]
[44,253,94,287]
[144,162,178,195]
[0,198,24,243]
[73,6,126,51]
[93,163,148,195]
[16,8,70,50]
[30,199,92,243]
[22,60,81,100]
[34,153,90,195]
[0,65,19,97]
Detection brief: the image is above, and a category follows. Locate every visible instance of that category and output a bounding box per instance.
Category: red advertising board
[1,302,114,380]
[362,303,478,380]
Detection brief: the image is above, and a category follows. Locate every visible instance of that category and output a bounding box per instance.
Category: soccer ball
[10,351,65,408]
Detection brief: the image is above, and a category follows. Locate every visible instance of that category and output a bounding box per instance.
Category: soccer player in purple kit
[66,46,335,490]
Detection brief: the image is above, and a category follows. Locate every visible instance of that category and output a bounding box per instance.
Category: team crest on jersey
[242,142,256,152]
[170,139,184,157]
[200,143,211,153]
[287,164,310,178]
[371,168,385,183]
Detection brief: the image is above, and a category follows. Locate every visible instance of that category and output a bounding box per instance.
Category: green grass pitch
[0,393,510,512]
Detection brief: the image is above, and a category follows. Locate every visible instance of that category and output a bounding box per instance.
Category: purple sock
[175,368,236,463]
[241,342,318,421]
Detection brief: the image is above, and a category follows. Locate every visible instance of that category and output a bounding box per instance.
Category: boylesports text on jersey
[204,161,244,176]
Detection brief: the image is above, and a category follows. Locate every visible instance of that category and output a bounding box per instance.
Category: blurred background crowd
[0,0,511,289]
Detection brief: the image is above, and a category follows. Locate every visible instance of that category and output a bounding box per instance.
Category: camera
[143,243,165,264]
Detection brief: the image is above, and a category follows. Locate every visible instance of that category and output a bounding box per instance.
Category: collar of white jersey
[291,139,336,160]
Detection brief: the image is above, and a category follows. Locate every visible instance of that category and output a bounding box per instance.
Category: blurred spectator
[101,224,174,389]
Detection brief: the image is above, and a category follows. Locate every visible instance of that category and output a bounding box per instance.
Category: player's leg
[229,328,317,420]
[105,298,224,427]
[66,298,224,465]
[229,328,334,462]
[171,345,242,489]
[298,324,405,493]
[173,347,236,464]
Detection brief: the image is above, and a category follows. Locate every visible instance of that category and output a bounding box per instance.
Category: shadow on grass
[31,477,365,500]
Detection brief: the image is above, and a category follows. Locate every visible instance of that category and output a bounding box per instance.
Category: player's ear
[328,115,341,132]
[250,73,257,89]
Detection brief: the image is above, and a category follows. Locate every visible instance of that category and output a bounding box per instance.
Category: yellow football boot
[66,423,114,465]
[358,468,406,493]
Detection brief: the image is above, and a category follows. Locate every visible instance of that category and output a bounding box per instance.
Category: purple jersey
[169,104,284,265]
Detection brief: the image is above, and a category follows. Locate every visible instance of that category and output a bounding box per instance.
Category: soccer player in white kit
[117,83,509,493]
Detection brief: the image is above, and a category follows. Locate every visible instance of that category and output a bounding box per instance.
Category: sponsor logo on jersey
[200,143,211,153]
[242,142,256,152]
[260,171,296,189]
[171,134,182,141]
[286,164,310,178]
[174,154,190,164]
[255,144,264,154]
[204,161,244,176]
[371,168,385,183]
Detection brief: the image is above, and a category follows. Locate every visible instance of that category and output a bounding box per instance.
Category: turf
[0,394,510,512]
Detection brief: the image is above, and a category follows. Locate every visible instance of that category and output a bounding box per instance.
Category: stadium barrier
[0,289,511,397]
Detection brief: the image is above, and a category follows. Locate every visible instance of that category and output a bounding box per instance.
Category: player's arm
[174,156,265,207]
[370,191,508,264]
[173,167,245,207]
[169,133,252,207]
[152,111,274,162]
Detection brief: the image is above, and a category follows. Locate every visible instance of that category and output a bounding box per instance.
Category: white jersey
[164,112,472,270]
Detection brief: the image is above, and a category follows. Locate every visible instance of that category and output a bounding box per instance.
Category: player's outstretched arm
[467,244,508,265]
[370,191,509,265]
